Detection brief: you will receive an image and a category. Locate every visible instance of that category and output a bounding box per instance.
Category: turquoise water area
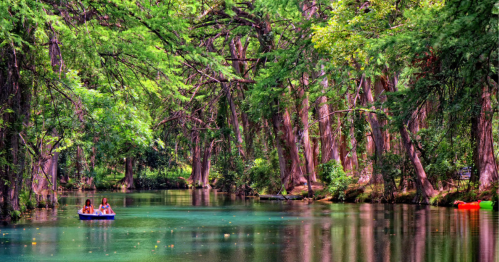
[0,190,497,262]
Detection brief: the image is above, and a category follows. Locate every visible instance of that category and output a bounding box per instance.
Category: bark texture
[317,68,341,165]
[189,130,202,185]
[229,36,258,160]
[32,130,60,206]
[201,139,215,188]
[362,78,385,185]
[399,125,436,201]
[472,85,498,190]
[225,84,245,159]
[0,45,32,216]
[312,137,320,179]
[297,75,316,192]
[122,157,134,189]
[272,107,307,191]
[391,78,436,200]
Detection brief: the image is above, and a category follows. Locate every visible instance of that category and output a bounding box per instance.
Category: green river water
[0,190,497,262]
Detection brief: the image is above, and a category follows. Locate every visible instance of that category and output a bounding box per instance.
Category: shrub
[214,149,245,193]
[247,157,281,195]
[61,178,76,189]
[95,180,113,190]
[430,193,444,205]
[38,200,47,208]
[94,166,109,182]
[10,210,21,220]
[318,160,353,200]
[19,190,36,212]
[356,192,370,203]
[135,167,189,189]
[215,170,239,192]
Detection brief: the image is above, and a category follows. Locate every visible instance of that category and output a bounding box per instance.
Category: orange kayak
[458,202,480,209]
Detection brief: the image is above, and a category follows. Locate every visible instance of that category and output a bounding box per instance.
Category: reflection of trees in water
[1,208,61,258]
[320,221,332,262]
[414,206,428,262]
[191,189,211,206]
[479,210,497,262]
[302,207,312,262]
[281,216,301,261]
[359,204,375,262]
[82,220,113,253]
[3,191,497,262]
[32,207,58,222]
[451,209,498,262]
[124,196,133,207]
[309,204,498,262]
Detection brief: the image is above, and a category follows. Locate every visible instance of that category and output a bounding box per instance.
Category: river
[0,190,497,261]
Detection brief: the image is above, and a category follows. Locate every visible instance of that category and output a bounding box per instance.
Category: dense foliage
[0,0,497,219]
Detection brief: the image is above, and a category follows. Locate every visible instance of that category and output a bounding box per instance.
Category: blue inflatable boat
[78,210,115,220]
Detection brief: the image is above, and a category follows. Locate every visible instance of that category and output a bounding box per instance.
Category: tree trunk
[224,83,245,159]
[311,137,319,182]
[271,107,307,191]
[362,78,385,185]
[297,76,315,195]
[472,85,498,190]
[273,117,288,187]
[340,134,352,172]
[348,110,359,175]
[229,36,258,160]
[339,119,353,172]
[76,146,82,181]
[374,79,391,152]
[8,124,20,211]
[123,157,134,189]
[51,151,59,203]
[400,125,436,201]
[0,45,31,216]
[189,130,202,186]
[240,110,257,160]
[32,133,60,206]
[33,151,59,204]
[201,139,215,188]
[390,79,436,201]
[238,87,258,160]
[12,141,27,210]
[317,68,341,165]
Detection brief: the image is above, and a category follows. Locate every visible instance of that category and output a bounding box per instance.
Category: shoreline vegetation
[61,176,499,209]
[1,0,498,221]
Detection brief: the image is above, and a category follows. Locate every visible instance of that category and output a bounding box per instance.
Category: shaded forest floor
[289,182,325,196]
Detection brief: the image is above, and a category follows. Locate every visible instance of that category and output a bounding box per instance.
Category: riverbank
[2,185,497,222]
[309,186,499,210]
[263,180,496,209]
[63,177,498,209]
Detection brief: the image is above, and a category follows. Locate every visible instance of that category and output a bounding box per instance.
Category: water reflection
[191,188,211,206]
[0,190,496,262]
